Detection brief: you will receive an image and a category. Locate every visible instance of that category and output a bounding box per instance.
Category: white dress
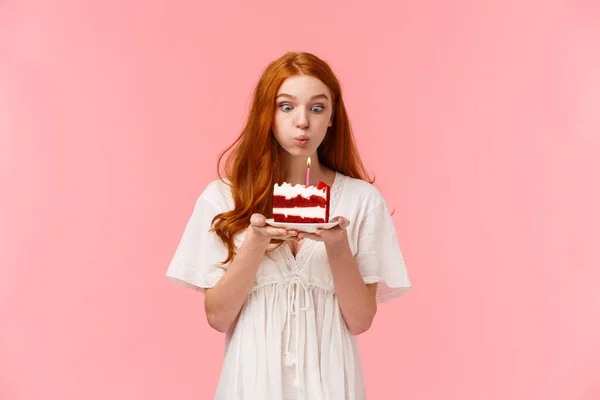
[166,171,411,399]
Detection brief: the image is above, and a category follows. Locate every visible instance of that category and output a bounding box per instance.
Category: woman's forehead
[277,76,331,100]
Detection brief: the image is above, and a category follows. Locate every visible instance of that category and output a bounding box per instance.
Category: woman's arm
[325,237,378,335]
[204,214,297,333]
[298,217,378,335]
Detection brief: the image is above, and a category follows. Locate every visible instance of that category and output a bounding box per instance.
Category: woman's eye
[278,104,325,113]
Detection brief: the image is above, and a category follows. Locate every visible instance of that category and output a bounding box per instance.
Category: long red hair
[212,52,375,264]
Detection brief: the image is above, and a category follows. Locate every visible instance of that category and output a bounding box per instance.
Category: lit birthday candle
[306,157,311,187]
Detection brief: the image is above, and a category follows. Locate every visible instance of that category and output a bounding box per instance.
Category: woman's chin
[281,146,313,157]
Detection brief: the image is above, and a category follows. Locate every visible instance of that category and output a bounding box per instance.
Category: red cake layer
[273,214,326,223]
[273,195,327,208]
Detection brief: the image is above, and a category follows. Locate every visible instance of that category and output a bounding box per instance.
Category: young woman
[166,51,411,399]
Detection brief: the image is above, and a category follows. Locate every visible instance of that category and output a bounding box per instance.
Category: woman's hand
[297,216,351,246]
[247,213,298,242]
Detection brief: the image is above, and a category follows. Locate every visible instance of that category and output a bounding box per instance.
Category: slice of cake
[272,181,331,223]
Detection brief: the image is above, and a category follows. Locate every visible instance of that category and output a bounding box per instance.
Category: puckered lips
[294,136,309,146]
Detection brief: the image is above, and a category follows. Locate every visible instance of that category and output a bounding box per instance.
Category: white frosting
[273,182,327,199]
[273,207,327,219]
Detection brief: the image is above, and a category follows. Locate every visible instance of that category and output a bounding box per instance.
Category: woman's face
[272,75,333,158]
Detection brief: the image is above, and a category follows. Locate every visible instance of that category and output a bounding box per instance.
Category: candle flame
[307,157,311,168]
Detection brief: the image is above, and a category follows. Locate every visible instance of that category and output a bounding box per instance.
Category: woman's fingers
[330,216,350,230]
[279,229,297,238]
[297,232,320,241]
[338,217,350,230]
[249,215,300,240]
[250,213,266,226]
[275,228,292,237]
[256,225,297,240]
[295,217,351,242]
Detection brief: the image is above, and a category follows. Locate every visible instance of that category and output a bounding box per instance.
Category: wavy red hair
[212,52,375,264]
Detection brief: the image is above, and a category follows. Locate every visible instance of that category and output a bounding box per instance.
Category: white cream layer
[273,182,327,199]
[272,207,327,218]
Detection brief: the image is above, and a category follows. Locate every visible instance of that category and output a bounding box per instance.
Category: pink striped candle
[306,157,311,187]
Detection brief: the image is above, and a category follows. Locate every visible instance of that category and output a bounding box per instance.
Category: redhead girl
[166,52,411,399]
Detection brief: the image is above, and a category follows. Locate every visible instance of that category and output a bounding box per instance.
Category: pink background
[1,1,599,399]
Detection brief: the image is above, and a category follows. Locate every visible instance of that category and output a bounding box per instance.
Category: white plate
[265,218,339,233]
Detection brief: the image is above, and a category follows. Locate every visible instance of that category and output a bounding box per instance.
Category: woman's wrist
[324,231,350,256]
[244,227,272,249]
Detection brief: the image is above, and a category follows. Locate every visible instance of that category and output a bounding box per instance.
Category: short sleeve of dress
[355,200,412,303]
[165,193,230,293]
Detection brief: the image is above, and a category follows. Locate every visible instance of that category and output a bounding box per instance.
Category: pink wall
[2,1,599,399]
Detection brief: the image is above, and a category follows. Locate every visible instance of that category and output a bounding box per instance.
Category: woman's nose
[295,110,309,129]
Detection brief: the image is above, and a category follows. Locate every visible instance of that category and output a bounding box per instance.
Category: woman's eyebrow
[276,93,330,101]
